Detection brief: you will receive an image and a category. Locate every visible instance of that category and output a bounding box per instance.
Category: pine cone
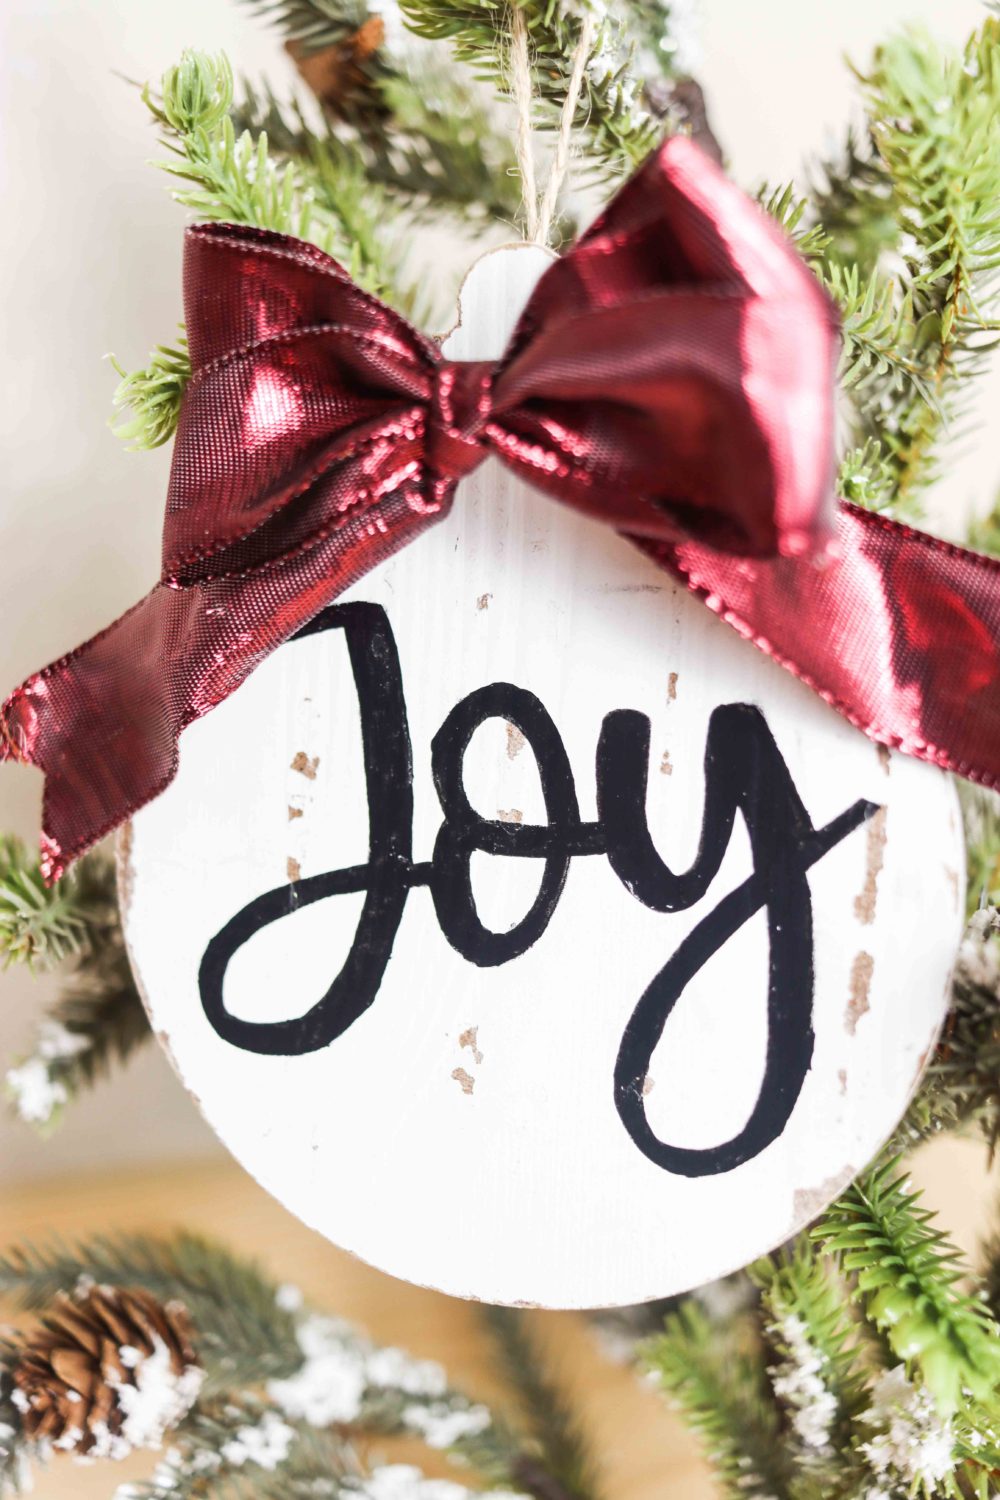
[10,1285,202,1459]
[286,19,387,122]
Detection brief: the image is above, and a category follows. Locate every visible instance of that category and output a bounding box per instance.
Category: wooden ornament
[122,245,964,1308]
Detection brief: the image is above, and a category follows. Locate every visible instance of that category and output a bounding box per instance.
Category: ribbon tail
[644,500,1000,788]
[2,490,441,882]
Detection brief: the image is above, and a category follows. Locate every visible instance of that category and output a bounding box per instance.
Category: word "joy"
[200,603,877,1178]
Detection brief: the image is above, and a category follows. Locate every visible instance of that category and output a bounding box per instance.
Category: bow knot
[429,359,494,486]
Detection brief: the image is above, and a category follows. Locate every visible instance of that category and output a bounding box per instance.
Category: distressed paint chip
[287,856,302,882]
[876,744,891,775]
[642,1074,655,1095]
[506,723,525,759]
[667,671,678,703]
[117,821,136,920]
[291,751,320,780]
[460,1027,483,1065]
[288,805,304,821]
[451,1067,475,1095]
[854,805,887,925]
[846,951,874,1034]
[498,808,523,824]
[791,1165,856,1227]
[476,593,492,611]
[660,750,673,776]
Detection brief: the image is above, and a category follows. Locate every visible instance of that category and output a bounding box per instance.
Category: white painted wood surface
[122,245,964,1308]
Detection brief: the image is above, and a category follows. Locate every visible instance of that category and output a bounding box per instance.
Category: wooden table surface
[0,1136,989,1500]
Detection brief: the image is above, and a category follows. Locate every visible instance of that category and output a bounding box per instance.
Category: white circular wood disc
[122,246,964,1308]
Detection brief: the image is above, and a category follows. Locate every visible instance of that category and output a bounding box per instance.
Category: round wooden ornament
[122,245,964,1308]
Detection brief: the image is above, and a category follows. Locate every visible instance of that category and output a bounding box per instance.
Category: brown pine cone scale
[10,1284,201,1458]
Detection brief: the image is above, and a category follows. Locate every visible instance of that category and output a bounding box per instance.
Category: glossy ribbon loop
[5,135,1000,882]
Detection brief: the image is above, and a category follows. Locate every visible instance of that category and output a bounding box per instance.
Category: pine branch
[0,837,91,972]
[0,1233,301,1395]
[112,49,413,453]
[754,182,940,517]
[481,1308,597,1500]
[110,336,190,451]
[809,127,897,278]
[836,438,897,513]
[757,186,922,402]
[239,0,522,220]
[830,262,935,411]
[849,18,1000,508]
[814,1156,1000,1413]
[18,940,151,1112]
[233,73,521,222]
[0,1363,31,1498]
[645,1301,794,1500]
[757,182,831,265]
[146,51,404,296]
[117,1399,356,1500]
[4,849,151,1130]
[968,494,1000,561]
[240,0,370,54]
[0,1238,542,1500]
[353,1371,521,1488]
[895,908,1000,1153]
[397,0,662,181]
[753,1242,869,1458]
[963,790,1000,917]
[0,1232,526,1497]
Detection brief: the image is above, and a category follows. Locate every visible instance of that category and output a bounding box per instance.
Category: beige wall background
[0,0,996,1185]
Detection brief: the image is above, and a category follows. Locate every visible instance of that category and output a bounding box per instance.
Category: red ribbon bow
[5,136,1000,882]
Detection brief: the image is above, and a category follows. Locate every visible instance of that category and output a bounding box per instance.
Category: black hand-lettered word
[200,603,877,1178]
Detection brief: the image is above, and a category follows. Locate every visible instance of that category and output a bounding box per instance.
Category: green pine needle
[240,0,370,54]
[4,848,152,1132]
[110,336,191,451]
[897,908,1000,1153]
[810,126,898,278]
[968,495,1000,560]
[107,1399,356,1500]
[849,17,1000,507]
[645,1301,793,1500]
[757,181,831,264]
[234,72,521,224]
[836,438,897,512]
[481,1307,598,1500]
[110,49,412,455]
[397,0,661,180]
[0,837,90,972]
[147,50,405,295]
[815,1156,1000,1413]
[830,261,935,410]
[753,1241,869,1446]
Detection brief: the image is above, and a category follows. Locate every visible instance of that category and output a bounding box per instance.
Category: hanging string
[510,6,595,246]
[535,10,595,245]
[510,8,540,242]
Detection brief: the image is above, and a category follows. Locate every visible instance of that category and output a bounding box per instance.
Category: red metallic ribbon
[5,137,1000,882]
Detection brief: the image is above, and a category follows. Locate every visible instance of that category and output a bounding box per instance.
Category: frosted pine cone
[9,1284,203,1459]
